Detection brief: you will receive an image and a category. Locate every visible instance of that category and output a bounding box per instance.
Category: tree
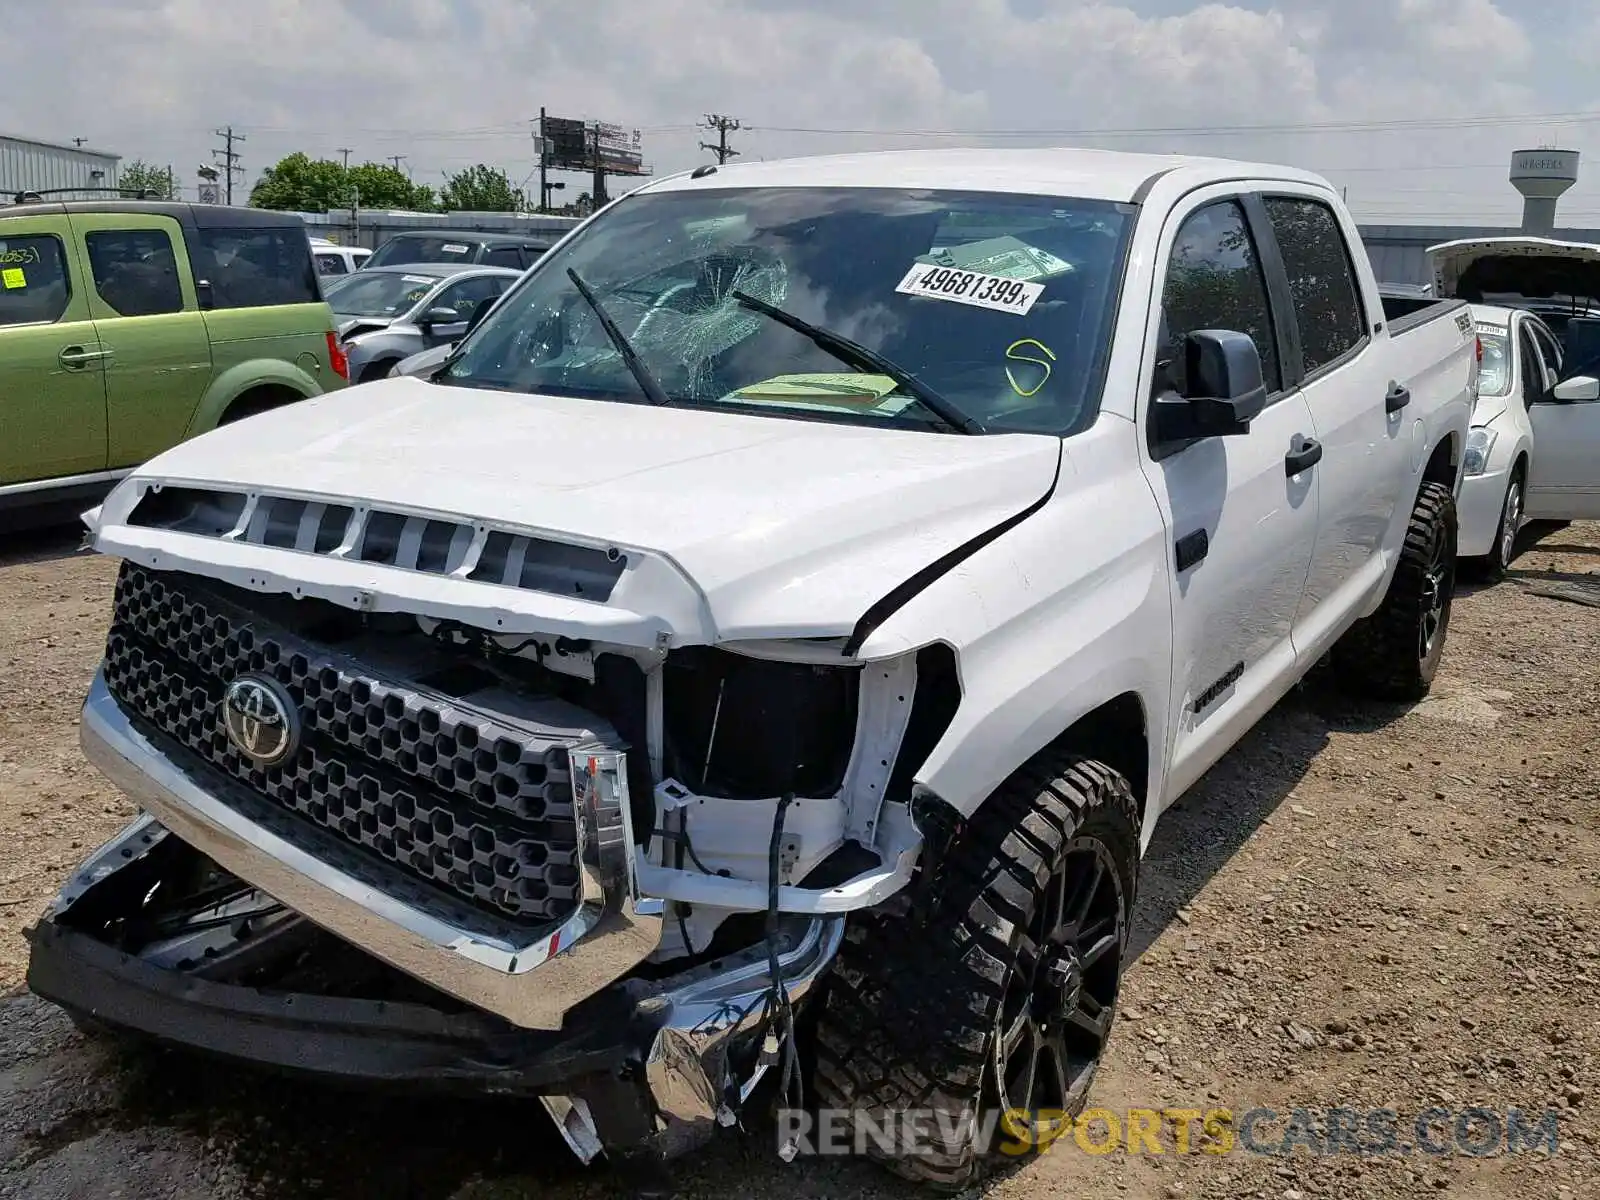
[249,152,353,212]
[439,164,523,213]
[120,159,177,200]
[346,163,435,212]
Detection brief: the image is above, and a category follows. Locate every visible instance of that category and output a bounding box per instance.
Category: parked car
[364,229,549,271]
[0,200,347,528]
[1427,236,1600,577]
[310,236,371,278]
[323,263,520,382]
[33,149,1481,1191]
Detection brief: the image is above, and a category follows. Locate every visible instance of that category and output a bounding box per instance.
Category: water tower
[1509,148,1579,233]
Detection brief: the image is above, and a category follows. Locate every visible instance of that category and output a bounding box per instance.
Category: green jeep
[1,201,348,529]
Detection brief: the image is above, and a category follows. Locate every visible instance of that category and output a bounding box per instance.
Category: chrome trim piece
[0,467,130,499]
[79,670,662,1030]
[644,916,844,1146]
[540,1096,604,1164]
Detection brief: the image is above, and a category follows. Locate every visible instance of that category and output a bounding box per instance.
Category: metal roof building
[1,133,120,202]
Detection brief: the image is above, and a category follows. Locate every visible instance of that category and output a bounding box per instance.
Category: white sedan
[1428,237,1600,577]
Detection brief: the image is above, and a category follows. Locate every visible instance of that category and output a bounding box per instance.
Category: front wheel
[1470,468,1524,582]
[1333,480,1457,701]
[812,753,1140,1190]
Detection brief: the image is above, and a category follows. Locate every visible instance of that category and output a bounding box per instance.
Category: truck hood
[1429,236,1600,309]
[92,378,1061,649]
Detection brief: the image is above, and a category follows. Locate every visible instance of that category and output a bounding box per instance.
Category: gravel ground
[1,521,1597,1200]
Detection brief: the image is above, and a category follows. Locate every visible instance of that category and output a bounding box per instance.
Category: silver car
[325,263,522,383]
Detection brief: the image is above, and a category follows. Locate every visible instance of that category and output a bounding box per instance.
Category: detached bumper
[26,814,842,1161]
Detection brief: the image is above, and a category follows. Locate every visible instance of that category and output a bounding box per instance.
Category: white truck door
[1526,326,1600,519]
[1139,194,1320,801]
[1260,194,1410,646]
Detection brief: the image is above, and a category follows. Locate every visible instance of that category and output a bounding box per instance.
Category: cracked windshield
[440,188,1132,434]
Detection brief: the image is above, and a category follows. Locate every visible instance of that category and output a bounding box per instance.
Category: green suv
[1,201,348,528]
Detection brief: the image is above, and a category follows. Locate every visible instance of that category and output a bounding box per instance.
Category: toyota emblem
[221,674,300,767]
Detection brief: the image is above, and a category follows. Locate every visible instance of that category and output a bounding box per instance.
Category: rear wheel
[812,752,1140,1190]
[1333,480,1457,701]
[358,358,398,384]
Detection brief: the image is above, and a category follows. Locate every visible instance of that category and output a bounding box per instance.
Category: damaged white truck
[28,149,1476,1190]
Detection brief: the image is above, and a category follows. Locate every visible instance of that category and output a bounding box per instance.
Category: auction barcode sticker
[894,262,1045,315]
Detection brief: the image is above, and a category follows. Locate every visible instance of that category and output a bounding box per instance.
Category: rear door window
[314,251,349,276]
[483,245,524,270]
[195,226,320,309]
[84,228,184,317]
[0,233,72,326]
[1262,196,1367,376]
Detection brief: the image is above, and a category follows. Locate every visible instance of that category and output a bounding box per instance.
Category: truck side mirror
[1151,329,1268,445]
[1549,375,1600,402]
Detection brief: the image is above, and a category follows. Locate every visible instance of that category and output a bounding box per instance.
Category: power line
[211,126,245,205]
[700,114,742,165]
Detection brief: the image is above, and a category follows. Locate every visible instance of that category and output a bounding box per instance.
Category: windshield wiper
[730,290,984,434]
[567,267,671,406]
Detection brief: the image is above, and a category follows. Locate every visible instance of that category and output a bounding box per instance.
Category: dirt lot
[1,522,1597,1200]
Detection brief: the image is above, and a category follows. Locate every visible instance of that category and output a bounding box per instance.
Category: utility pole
[591,123,608,209]
[337,147,353,171]
[700,114,742,165]
[72,137,87,147]
[212,126,245,205]
[537,108,547,214]
[388,154,407,176]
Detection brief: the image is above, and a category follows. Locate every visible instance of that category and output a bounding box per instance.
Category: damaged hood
[93,378,1061,649]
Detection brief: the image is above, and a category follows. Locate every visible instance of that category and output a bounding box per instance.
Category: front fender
[186,359,327,437]
[855,417,1175,847]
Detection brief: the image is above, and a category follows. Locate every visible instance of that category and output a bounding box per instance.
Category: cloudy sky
[16,0,1600,224]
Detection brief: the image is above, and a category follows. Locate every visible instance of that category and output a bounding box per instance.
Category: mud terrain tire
[812,752,1140,1190]
[1333,480,1457,701]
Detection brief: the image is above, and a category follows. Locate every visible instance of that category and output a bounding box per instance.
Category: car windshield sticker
[402,275,434,285]
[1,267,25,289]
[895,262,1045,315]
[442,243,470,254]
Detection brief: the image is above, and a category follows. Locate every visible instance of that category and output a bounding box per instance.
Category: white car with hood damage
[1427,236,1600,577]
[30,148,1477,1190]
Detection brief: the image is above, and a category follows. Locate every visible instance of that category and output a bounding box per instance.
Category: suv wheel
[812,753,1140,1190]
[1333,480,1457,701]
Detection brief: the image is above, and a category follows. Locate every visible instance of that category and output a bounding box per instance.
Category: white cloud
[8,0,1594,223]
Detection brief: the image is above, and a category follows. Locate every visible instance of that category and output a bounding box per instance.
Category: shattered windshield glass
[438,186,1135,435]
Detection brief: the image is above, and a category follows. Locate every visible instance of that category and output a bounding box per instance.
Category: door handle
[1385,381,1411,413]
[1285,437,1323,476]
[58,345,112,368]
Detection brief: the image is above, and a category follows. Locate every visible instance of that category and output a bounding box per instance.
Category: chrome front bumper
[78,669,661,1031]
[27,808,844,1167]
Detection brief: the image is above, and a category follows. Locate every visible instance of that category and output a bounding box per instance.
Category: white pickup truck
[28,148,1476,1190]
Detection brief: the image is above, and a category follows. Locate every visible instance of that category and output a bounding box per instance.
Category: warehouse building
[1,132,120,202]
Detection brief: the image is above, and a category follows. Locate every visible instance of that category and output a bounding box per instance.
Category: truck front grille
[101,563,585,925]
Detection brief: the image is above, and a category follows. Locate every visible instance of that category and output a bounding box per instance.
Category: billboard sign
[541,116,650,176]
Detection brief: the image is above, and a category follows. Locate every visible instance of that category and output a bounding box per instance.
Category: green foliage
[438,164,523,213]
[249,153,435,212]
[119,160,177,200]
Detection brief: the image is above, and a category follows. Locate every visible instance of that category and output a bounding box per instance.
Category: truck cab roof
[643,146,1334,203]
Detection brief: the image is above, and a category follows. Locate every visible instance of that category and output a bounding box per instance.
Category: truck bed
[1381,291,1469,335]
